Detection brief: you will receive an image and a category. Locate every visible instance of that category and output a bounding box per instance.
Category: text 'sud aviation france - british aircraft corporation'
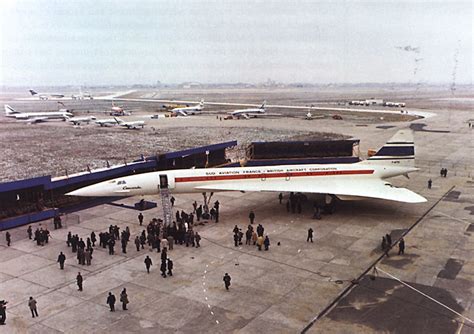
[68,130,427,204]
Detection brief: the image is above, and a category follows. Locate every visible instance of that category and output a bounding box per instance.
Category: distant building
[180,82,202,89]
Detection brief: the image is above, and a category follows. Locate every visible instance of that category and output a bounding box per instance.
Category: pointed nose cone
[66,183,112,197]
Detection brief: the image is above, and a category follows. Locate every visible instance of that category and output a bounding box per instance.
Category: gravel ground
[1,86,471,182]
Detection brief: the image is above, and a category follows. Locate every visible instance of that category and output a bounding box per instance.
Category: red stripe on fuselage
[175,169,374,183]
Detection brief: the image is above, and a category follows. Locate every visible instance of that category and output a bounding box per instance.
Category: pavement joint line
[200,236,343,283]
[432,211,472,226]
[300,185,456,334]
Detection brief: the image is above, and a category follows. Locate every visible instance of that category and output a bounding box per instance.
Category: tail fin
[114,117,123,124]
[29,89,38,96]
[4,105,18,115]
[261,100,266,109]
[366,130,415,166]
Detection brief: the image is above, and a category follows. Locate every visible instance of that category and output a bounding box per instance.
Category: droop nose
[66,183,113,197]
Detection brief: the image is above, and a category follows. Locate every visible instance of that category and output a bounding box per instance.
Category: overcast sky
[0,0,472,86]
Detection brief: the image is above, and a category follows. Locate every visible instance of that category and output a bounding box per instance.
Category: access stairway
[159,187,173,228]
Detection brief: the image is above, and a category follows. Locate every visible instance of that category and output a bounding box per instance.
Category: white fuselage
[172,102,203,115]
[68,116,97,124]
[68,162,415,198]
[8,111,73,120]
[96,119,117,126]
[231,108,265,115]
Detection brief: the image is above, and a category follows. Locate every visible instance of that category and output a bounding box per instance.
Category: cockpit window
[109,180,117,184]
[117,180,127,185]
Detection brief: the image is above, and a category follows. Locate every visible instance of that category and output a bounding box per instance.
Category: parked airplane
[72,89,93,100]
[114,117,145,129]
[95,118,118,127]
[384,101,406,108]
[29,89,65,100]
[4,104,72,122]
[67,116,97,125]
[171,99,204,116]
[67,130,426,204]
[109,102,132,116]
[230,100,266,119]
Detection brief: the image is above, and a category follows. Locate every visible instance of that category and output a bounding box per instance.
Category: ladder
[160,187,173,228]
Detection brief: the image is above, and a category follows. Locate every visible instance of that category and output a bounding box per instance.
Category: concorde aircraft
[67,130,427,204]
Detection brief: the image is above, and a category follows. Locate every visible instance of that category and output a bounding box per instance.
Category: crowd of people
[0,192,413,327]
[235,217,270,251]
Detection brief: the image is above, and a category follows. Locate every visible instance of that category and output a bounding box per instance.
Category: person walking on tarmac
[144,256,153,273]
[307,228,314,242]
[223,273,231,290]
[120,288,129,310]
[28,297,39,318]
[106,292,116,312]
[76,272,83,291]
[249,211,255,225]
[398,238,405,255]
[6,232,11,247]
[57,252,66,269]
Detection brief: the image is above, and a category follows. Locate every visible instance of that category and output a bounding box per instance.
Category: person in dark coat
[135,236,140,251]
[233,233,239,247]
[76,272,83,291]
[138,212,144,225]
[428,179,432,189]
[307,228,313,242]
[108,239,115,255]
[167,258,173,276]
[278,193,283,204]
[249,211,255,224]
[120,288,129,310]
[264,236,270,251]
[161,248,167,262]
[5,232,11,247]
[144,256,152,273]
[28,297,38,318]
[223,273,231,290]
[160,261,167,278]
[90,232,96,246]
[107,292,116,312]
[245,228,252,245]
[398,238,405,255]
[27,226,32,240]
[386,233,392,247]
[57,252,66,270]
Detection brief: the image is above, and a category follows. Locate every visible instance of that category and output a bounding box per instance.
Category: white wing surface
[195,178,426,203]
